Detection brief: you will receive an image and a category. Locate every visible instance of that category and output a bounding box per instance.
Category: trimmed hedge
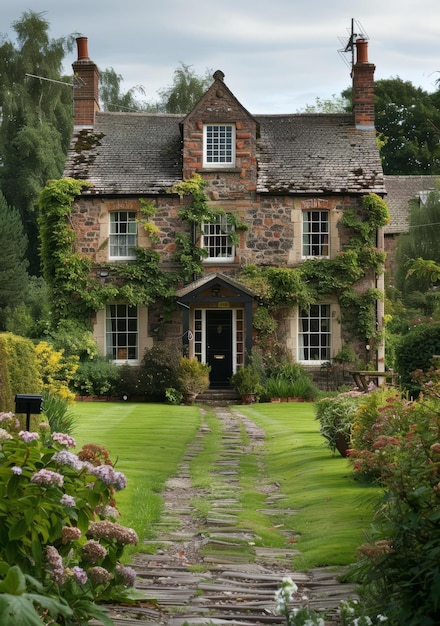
[0,333,42,412]
[395,322,440,394]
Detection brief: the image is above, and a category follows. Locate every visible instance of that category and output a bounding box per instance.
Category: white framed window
[106,304,138,362]
[109,211,137,259]
[202,214,235,261]
[298,304,331,363]
[203,124,235,167]
[302,210,329,258]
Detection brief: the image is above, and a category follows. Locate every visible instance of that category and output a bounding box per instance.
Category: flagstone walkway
[103,406,356,625]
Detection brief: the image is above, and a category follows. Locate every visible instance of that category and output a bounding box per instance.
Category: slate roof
[63,111,385,196]
[63,112,184,195]
[384,175,440,234]
[255,113,384,195]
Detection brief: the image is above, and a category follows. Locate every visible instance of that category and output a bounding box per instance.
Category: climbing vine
[38,178,175,325]
[238,193,390,346]
[169,173,247,279]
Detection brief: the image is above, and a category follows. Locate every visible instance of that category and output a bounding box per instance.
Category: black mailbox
[15,394,43,430]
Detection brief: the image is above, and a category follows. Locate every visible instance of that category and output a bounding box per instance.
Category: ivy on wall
[238,193,389,346]
[39,176,389,349]
[38,178,175,324]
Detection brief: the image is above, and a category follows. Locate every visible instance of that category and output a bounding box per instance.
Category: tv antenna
[338,18,369,69]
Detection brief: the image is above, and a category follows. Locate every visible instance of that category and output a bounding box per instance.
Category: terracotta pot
[241,393,256,405]
[335,432,351,458]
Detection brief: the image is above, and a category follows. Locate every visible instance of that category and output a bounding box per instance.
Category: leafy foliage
[347,379,440,624]
[158,63,213,114]
[0,192,29,330]
[395,188,440,294]
[394,322,440,394]
[0,333,42,413]
[0,11,75,272]
[0,415,139,624]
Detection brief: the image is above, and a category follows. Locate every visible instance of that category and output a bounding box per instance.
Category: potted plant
[315,394,361,456]
[231,365,261,404]
[176,358,211,404]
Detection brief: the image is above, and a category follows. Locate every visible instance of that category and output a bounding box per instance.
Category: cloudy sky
[2,0,440,113]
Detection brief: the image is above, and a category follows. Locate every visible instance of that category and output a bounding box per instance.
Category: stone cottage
[60,36,386,388]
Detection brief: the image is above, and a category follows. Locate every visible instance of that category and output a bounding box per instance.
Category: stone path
[103,406,356,625]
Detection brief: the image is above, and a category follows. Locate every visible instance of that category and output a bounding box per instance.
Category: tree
[99,67,150,112]
[300,94,350,113]
[395,188,440,295]
[158,63,213,113]
[0,11,75,273]
[0,191,29,330]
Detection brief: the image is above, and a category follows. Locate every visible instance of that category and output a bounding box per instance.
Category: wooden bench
[350,370,393,392]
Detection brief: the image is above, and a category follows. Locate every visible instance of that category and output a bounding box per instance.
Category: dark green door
[206,310,233,388]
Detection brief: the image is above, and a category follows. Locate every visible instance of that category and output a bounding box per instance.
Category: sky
[2,0,440,114]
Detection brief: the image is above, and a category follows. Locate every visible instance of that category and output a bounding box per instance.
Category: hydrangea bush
[0,411,139,625]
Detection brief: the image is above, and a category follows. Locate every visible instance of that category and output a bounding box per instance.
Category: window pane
[109,212,137,258]
[202,215,234,260]
[298,304,331,362]
[106,304,138,361]
[302,211,329,257]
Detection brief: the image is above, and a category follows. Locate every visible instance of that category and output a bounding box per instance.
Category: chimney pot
[355,38,369,64]
[76,37,89,61]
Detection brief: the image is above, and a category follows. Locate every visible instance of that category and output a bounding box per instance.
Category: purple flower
[89,465,127,491]
[71,566,88,585]
[0,429,13,441]
[82,540,108,563]
[52,432,76,448]
[19,430,40,443]
[116,564,137,587]
[45,546,65,585]
[31,469,64,488]
[60,494,76,508]
[53,450,84,471]
[88,566,113,585]
[11,466,23,475]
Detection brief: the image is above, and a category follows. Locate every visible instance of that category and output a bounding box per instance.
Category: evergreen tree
[0,11,75,273]
[0,191,29,329]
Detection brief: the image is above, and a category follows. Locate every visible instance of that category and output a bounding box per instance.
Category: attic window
[203,124,235,167]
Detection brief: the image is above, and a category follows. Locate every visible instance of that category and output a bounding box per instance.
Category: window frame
[109,211,138,260]
[105,304,139,363]
[203,124,236,168]
[298,304,331,364]
[201,214,235,262]
[302,210,329,258]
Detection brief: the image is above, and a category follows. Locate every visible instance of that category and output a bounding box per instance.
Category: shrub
[351,387,440,624]
[315,392,363,454]
[231,365,260,395]
[394,321,440,395]
[72,357,121,398]
[35,341,78,403]
[138,341,181,401]
[177,358,211,397]
[0,413,138,624]
[0,333,42,413]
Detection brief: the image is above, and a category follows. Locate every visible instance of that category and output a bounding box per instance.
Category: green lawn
[72,400,379,570]
[239,402,380,569]
[72,401,201,543]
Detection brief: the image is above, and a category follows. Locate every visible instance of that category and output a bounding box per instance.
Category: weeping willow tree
[395,187,440,296]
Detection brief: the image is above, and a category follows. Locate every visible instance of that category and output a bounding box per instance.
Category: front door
[206,310,233,388]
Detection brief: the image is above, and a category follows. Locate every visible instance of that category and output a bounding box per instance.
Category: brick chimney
[352,38,375,129]
[72,37,100,127]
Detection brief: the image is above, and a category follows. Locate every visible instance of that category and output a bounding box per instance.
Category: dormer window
[202,214,235,261]
[203,124,235,167]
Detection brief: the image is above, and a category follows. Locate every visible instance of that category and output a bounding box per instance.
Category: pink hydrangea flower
[19,430,40,443]
[52,432,77,448]
[31,469,64,488]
